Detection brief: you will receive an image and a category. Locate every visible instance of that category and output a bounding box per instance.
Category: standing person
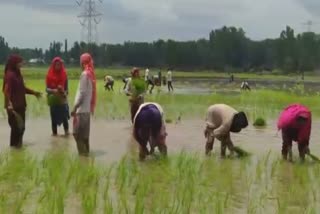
[133,102,168,160]
[125,68,146,123]
[158,70,162,86]
[277,104,312,162]
[104,75,114,91]
[71,53,97,156]
[167,69,174,92]
[145,68,150,82]
[204,104,248,157]
[3,54,41,148]
[145,68,154,94]
[46,57,70,136]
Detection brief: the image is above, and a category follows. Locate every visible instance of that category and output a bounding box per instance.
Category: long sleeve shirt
[205,104,238,138]
[74,71,92,114]
[4,71,34,110]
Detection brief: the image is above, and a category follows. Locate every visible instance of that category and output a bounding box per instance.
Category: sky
[0,0,320,49]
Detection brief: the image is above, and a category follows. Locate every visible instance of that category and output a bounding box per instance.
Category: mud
[1,119,320,162]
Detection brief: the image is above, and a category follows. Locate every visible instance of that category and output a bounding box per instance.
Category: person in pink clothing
[277,104,311,161]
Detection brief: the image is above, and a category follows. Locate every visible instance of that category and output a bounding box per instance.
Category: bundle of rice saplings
[132,78,147,97]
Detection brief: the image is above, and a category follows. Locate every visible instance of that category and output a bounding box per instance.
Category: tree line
[1,26,320,73]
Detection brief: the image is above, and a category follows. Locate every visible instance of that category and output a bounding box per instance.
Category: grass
[0,150,318,213]
[1,79,319,122]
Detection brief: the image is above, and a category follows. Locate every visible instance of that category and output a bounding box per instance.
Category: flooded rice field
[0,118,319,162]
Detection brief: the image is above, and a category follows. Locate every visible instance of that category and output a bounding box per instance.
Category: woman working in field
[46,57,70,136]
[71,53,97,156]
[125,68,146,123]
[104,75,114,91]
[277,104,312,162]
[3,55,41,148]
[133,102,168,161]
[204,104,249,157]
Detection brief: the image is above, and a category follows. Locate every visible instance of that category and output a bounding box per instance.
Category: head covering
[46,57,67,89]
[131,67,140,77]
[80,53,97,113]
[230,112,248,133]
[3,54,23,92]
[278,104,311,143]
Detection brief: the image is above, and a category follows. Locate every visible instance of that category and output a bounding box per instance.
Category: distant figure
[145,68,150,81]
[158,70,162,86]
[71,53,97,156]
[145,68,155,94]
[241,81,251,91]
[122,76,131,90]
[133,102,168,160]
[230,74,234,83]
[46,57,70,136]
[167,69,174,92]
[104,75,114,91]
[277,104,311,162]
[204,104,249,157]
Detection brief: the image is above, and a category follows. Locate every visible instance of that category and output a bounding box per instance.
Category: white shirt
[124,77,132,95]
[167,71,172,81]
[74,71,92,113]
[145,69,150,81]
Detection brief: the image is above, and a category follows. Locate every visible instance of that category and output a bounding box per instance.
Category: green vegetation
[0,150,318,213]
[2,79,318,121]
[1,26,320,74]
[253,117,267,127]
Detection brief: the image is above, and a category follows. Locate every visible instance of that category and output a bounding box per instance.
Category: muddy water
[1,119,320,161]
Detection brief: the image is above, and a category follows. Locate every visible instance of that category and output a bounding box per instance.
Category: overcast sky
[0,0,319,49]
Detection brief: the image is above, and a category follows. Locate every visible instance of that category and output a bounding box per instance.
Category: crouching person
[277,104,311,162]
[133,102,168,161]
[204,104,248,157]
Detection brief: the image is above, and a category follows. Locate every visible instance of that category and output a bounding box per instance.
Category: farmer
[167,69,174,92]
[133,102,168,160]
[3,54,41,148]
[122,76,131,90]
[145,68,155,94]
[204,104,249,157]
[125,68,146,123]
[277,104,311,161]
[241,81,251,91]
[71,53,97,156]
[46,57,70,136]
[104,75,114,91]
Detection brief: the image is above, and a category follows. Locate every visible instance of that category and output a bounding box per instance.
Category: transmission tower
[76,0,103,44]
[302,20,318,32]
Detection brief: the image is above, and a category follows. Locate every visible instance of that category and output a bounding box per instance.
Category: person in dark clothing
[3,55,41,148]
[46,57,70,136]
[133,102,168,161]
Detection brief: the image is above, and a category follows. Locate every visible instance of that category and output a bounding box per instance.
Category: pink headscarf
[278,104,311,143]
[80,53,97,114]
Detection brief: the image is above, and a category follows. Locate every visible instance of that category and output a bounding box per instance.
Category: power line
[77,0,103,44]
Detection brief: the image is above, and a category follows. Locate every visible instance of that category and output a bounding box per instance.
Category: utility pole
[76,0,103,50]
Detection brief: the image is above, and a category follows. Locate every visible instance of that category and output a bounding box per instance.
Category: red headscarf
[80,53,97,114]
[3,54,23,92]
[131,67,140,77]
[46,57,67,89]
